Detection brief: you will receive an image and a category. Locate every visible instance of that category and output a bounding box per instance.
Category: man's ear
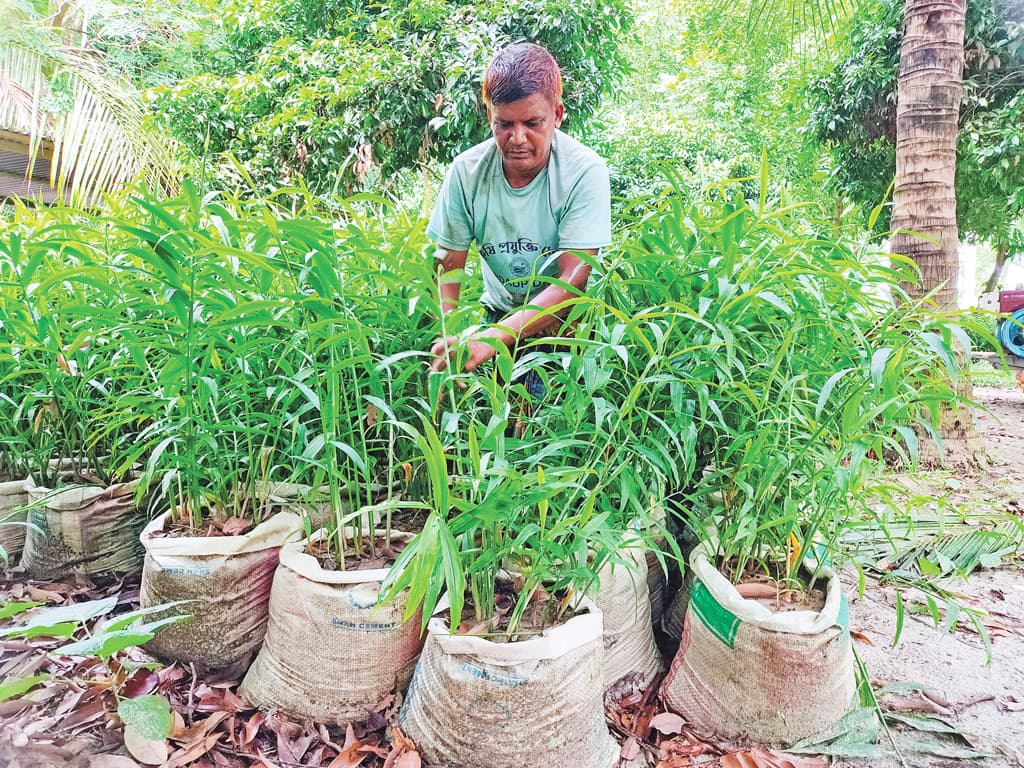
[486,105,493,124]
[554,101,564,128]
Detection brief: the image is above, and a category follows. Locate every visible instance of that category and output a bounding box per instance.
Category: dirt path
[839,385,1024,768]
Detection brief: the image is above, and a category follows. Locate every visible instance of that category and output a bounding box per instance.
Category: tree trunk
[890,0,986,468]
[984,244,1008,292]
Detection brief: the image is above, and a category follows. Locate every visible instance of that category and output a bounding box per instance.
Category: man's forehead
[489,94,562,120]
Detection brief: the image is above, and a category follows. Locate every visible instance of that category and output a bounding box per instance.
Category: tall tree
[889,0,965,310]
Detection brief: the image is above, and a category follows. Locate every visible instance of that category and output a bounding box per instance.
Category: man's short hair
[482,42,563,107]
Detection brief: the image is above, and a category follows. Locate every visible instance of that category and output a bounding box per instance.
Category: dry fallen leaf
[620,736,641,760]
[220,517,253,537]
[649,712,685,736]
[124,728,169,765]
[87,756,143,768]
[849,630,874,646]
[721,748,827,768]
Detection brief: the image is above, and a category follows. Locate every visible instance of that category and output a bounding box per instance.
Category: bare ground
[838,385,1024,768]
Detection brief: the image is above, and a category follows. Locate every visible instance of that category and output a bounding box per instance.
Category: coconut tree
[888,0,986,466]
[754,0,983,465]
[0,0,178,203]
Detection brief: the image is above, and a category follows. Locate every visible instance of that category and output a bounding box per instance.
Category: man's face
[487,93,564,187]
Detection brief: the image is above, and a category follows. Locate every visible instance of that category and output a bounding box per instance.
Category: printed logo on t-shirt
[481,239,557,298]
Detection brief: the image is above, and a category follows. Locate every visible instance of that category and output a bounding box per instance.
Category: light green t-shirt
[427,130,611,313]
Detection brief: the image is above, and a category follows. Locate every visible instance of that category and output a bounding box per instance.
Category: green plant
[605,168,969,590]
[148,0,632,197]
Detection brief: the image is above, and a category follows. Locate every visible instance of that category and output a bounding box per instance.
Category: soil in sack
[398,588,619,768]
[661,543,857,744]
[241,529,424,723]
[140,510,302,673]
[591,544,663,688]
[0,477,27,563]
[21,473,146,580]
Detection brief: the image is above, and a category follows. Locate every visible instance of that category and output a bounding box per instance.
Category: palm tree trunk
[890,0,986,467]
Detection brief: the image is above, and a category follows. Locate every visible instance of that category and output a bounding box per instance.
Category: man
[426,42,611,383]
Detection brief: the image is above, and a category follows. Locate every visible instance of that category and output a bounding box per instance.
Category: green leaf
[0,674,50,701]
[0,596,117,639]
[54,615,188,660]
[0,601,44,620]
[117,695,173,740]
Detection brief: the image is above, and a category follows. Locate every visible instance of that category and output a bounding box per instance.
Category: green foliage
[147,0,632,196]
[0,596,116,639]
[603,167,965,582]
[0,169,977,628]
[809,0,1024,248]
[54,603,190,660]
[0,673,50,702]
[592,0,827,210]
[117,694,174,740]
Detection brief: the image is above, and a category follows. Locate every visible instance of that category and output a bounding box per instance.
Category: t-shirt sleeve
[557,160,611,250]
[427,165,474,251]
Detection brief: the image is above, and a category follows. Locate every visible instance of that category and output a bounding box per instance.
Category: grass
[968,359,1018,388]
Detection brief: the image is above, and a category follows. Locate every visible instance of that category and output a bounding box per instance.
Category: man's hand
[429,327,508,376]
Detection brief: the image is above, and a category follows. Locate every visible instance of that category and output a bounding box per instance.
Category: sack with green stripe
[661,542,856,744]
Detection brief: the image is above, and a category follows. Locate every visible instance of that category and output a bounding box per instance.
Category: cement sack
[398,596,618,768]
[662,542,856,744]
[140,510,302,672]
[591,544,663,688]
[241,530,424,722]
[0,478,27,563]
[22,476,145,579]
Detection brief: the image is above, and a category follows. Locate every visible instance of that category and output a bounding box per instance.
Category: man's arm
[480,248,595,347]
[431,248,595,374]
[436,247,468,315]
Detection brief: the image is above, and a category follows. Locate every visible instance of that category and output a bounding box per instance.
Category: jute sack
[662,542,856,744]
[140,511,302,671]
[591,544,663,688]
[0,478,28,563]
[661,567,693,642]
[646,548,667,628]
[398,596,618,768]
[241,530,424,722]
[22,476,146,580]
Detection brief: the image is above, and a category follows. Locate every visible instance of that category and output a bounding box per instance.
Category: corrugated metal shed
[0,129,65,203]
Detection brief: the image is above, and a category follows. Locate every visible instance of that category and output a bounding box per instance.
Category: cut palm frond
[843,511,1024,580]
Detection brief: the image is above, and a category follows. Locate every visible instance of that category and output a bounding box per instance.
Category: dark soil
[449,579,586,639]
[308,534,408,572]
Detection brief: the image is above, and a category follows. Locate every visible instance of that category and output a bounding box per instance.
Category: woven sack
[241,530,424,722]
[0,478,28,563]
[591,544,663,688]
[21,476,145,579]
[646,548,667,628]
[140,511,302,671]
[398,596,618,768]
[662,542,856,744]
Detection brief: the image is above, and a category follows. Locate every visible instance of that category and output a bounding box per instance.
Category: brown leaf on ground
[720,749,827,768]
[165,733,222,768]
[124,727,169,765]
[620,736,642,760]
[86,756,143,768]
[220,518,253,537]
[171,710,231,743]
[649,712,685,736]
[849,630,874,646]
[325,725,368,768]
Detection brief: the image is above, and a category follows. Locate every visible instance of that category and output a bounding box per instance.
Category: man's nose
[510,124,527,144]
